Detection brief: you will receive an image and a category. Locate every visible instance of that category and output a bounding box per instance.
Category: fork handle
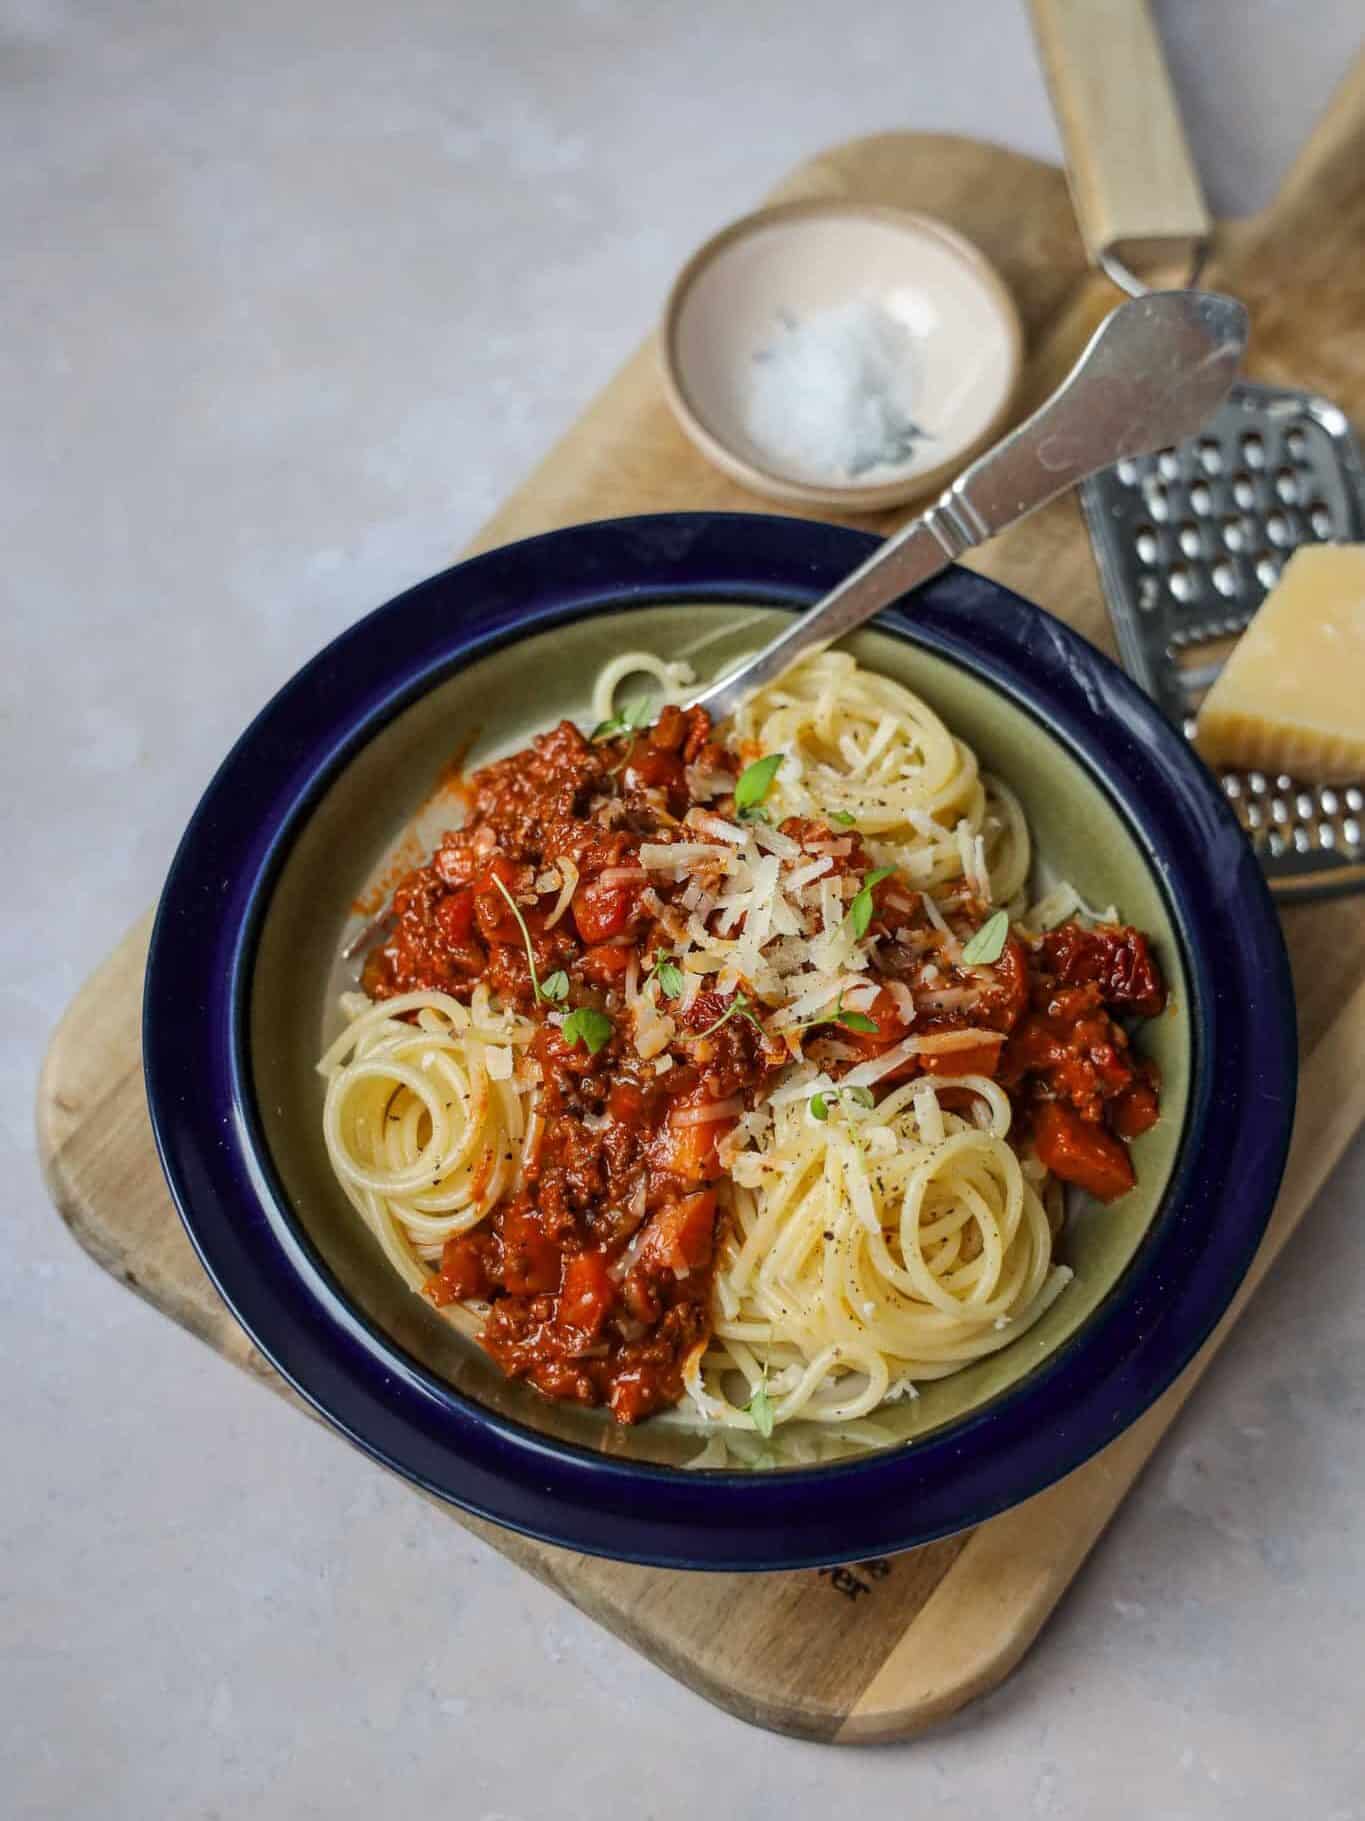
[1029,0,1210,293]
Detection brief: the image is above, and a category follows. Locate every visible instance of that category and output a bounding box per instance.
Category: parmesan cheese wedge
[1193,544,1365,783]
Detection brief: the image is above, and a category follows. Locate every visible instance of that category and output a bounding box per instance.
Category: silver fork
[687,290,1247,726]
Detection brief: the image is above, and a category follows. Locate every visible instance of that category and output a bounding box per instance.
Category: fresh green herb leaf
[745,1379,775,1439]
[961,908,1010,966]
[492,875,560,1005]
[590,696,654,743]
[560,1007,614,1055]
[809,1083,875,1122]
[734,752,784,814]
[736,803,772,825]
[829,810,857,828]
[796,992,878,1034]
[847,867,895,939]
[539,970,570,1003]
[649,956,684,1000]
[696,990,765,1041]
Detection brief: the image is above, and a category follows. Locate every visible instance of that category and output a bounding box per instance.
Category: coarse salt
[743,296,929,482]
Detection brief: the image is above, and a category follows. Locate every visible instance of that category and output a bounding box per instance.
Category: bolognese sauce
[359,705,1165,1423]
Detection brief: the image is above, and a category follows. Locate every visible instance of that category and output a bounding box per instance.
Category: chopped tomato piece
[1002,1011,1068,1077]
[572,874,640,944]
[473,857,524,945]
[1035,924,1166,1018]
[532,1023,604,1079]
[1034,1101,1135,1202]
[579,941,632,985]
[557,1250,615,1338]
[636,1190,718,1276]
[434,887,477,944]
[1112,1078,1161,1139]
[607,1080,647,1123]
[623,743,686,797]
[976,935,1029,1032]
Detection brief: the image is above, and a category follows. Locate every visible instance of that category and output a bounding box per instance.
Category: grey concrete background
[4,2,1364,1815]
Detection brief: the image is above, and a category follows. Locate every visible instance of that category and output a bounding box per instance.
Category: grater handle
[1029,0,1211,294]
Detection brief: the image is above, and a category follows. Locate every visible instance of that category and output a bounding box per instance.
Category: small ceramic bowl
[660,202,1023,510]
[144,514,1295,1569]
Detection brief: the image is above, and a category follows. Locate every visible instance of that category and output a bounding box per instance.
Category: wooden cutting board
[37,54,1365,1744]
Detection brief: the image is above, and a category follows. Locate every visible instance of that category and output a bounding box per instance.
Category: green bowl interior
[249,604,1191,1471]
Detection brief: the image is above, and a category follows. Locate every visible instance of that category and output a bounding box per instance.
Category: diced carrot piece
[557,1250,615,1338]
[920,1039,1003,1079]
[636,1190,718,1276]
[837,987,912,1056]
[1034,1101,1135,1202]
[652,1113,732,1183]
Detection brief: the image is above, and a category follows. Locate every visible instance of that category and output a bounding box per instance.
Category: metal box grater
[1081,380,1365,899]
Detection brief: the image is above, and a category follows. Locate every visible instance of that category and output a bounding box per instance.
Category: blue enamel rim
[144,513,1296,1571]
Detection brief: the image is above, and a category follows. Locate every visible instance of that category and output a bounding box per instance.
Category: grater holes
[1274,467,1299,505]
[1189,481,1213,515]
[1247,772,1268,795]
[1319,788,1339,816]
[1285,427,1308,461]
[1346,787,1364,813]
[1293,826,1313,853]
[1115,457,1141,486]
[1270,798,1289,825]
[1296,791,1315,820]
[1221,774,1241,799]
[1318,823,1337,850]
[1344,818,1362,851]
[1168,565,1197,603]
[1220,513,1254,553]
[1255,554,1281,589]
[1135,524,1161,564]
[1137,574,1160,612]
[1265,511,1293,548]
[1211,560,1238,597]
[1310,503,1334,539]
[1241,432,1266,469]
[1177,521,1202,559]
[1143,478,1171,523]
[1267,830,1287,858]
[1232,475,1256,510]
[1198,439,1223,475]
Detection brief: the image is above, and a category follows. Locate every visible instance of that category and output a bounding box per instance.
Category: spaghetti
[318,651,1165,1430]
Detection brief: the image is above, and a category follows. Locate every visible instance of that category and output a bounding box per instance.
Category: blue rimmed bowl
[144,513,1296,1569]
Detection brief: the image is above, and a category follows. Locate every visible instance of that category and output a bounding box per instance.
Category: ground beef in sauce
[360,707,1166,1421]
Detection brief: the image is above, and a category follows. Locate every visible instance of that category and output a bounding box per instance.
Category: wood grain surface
[37,53,1365,1743]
